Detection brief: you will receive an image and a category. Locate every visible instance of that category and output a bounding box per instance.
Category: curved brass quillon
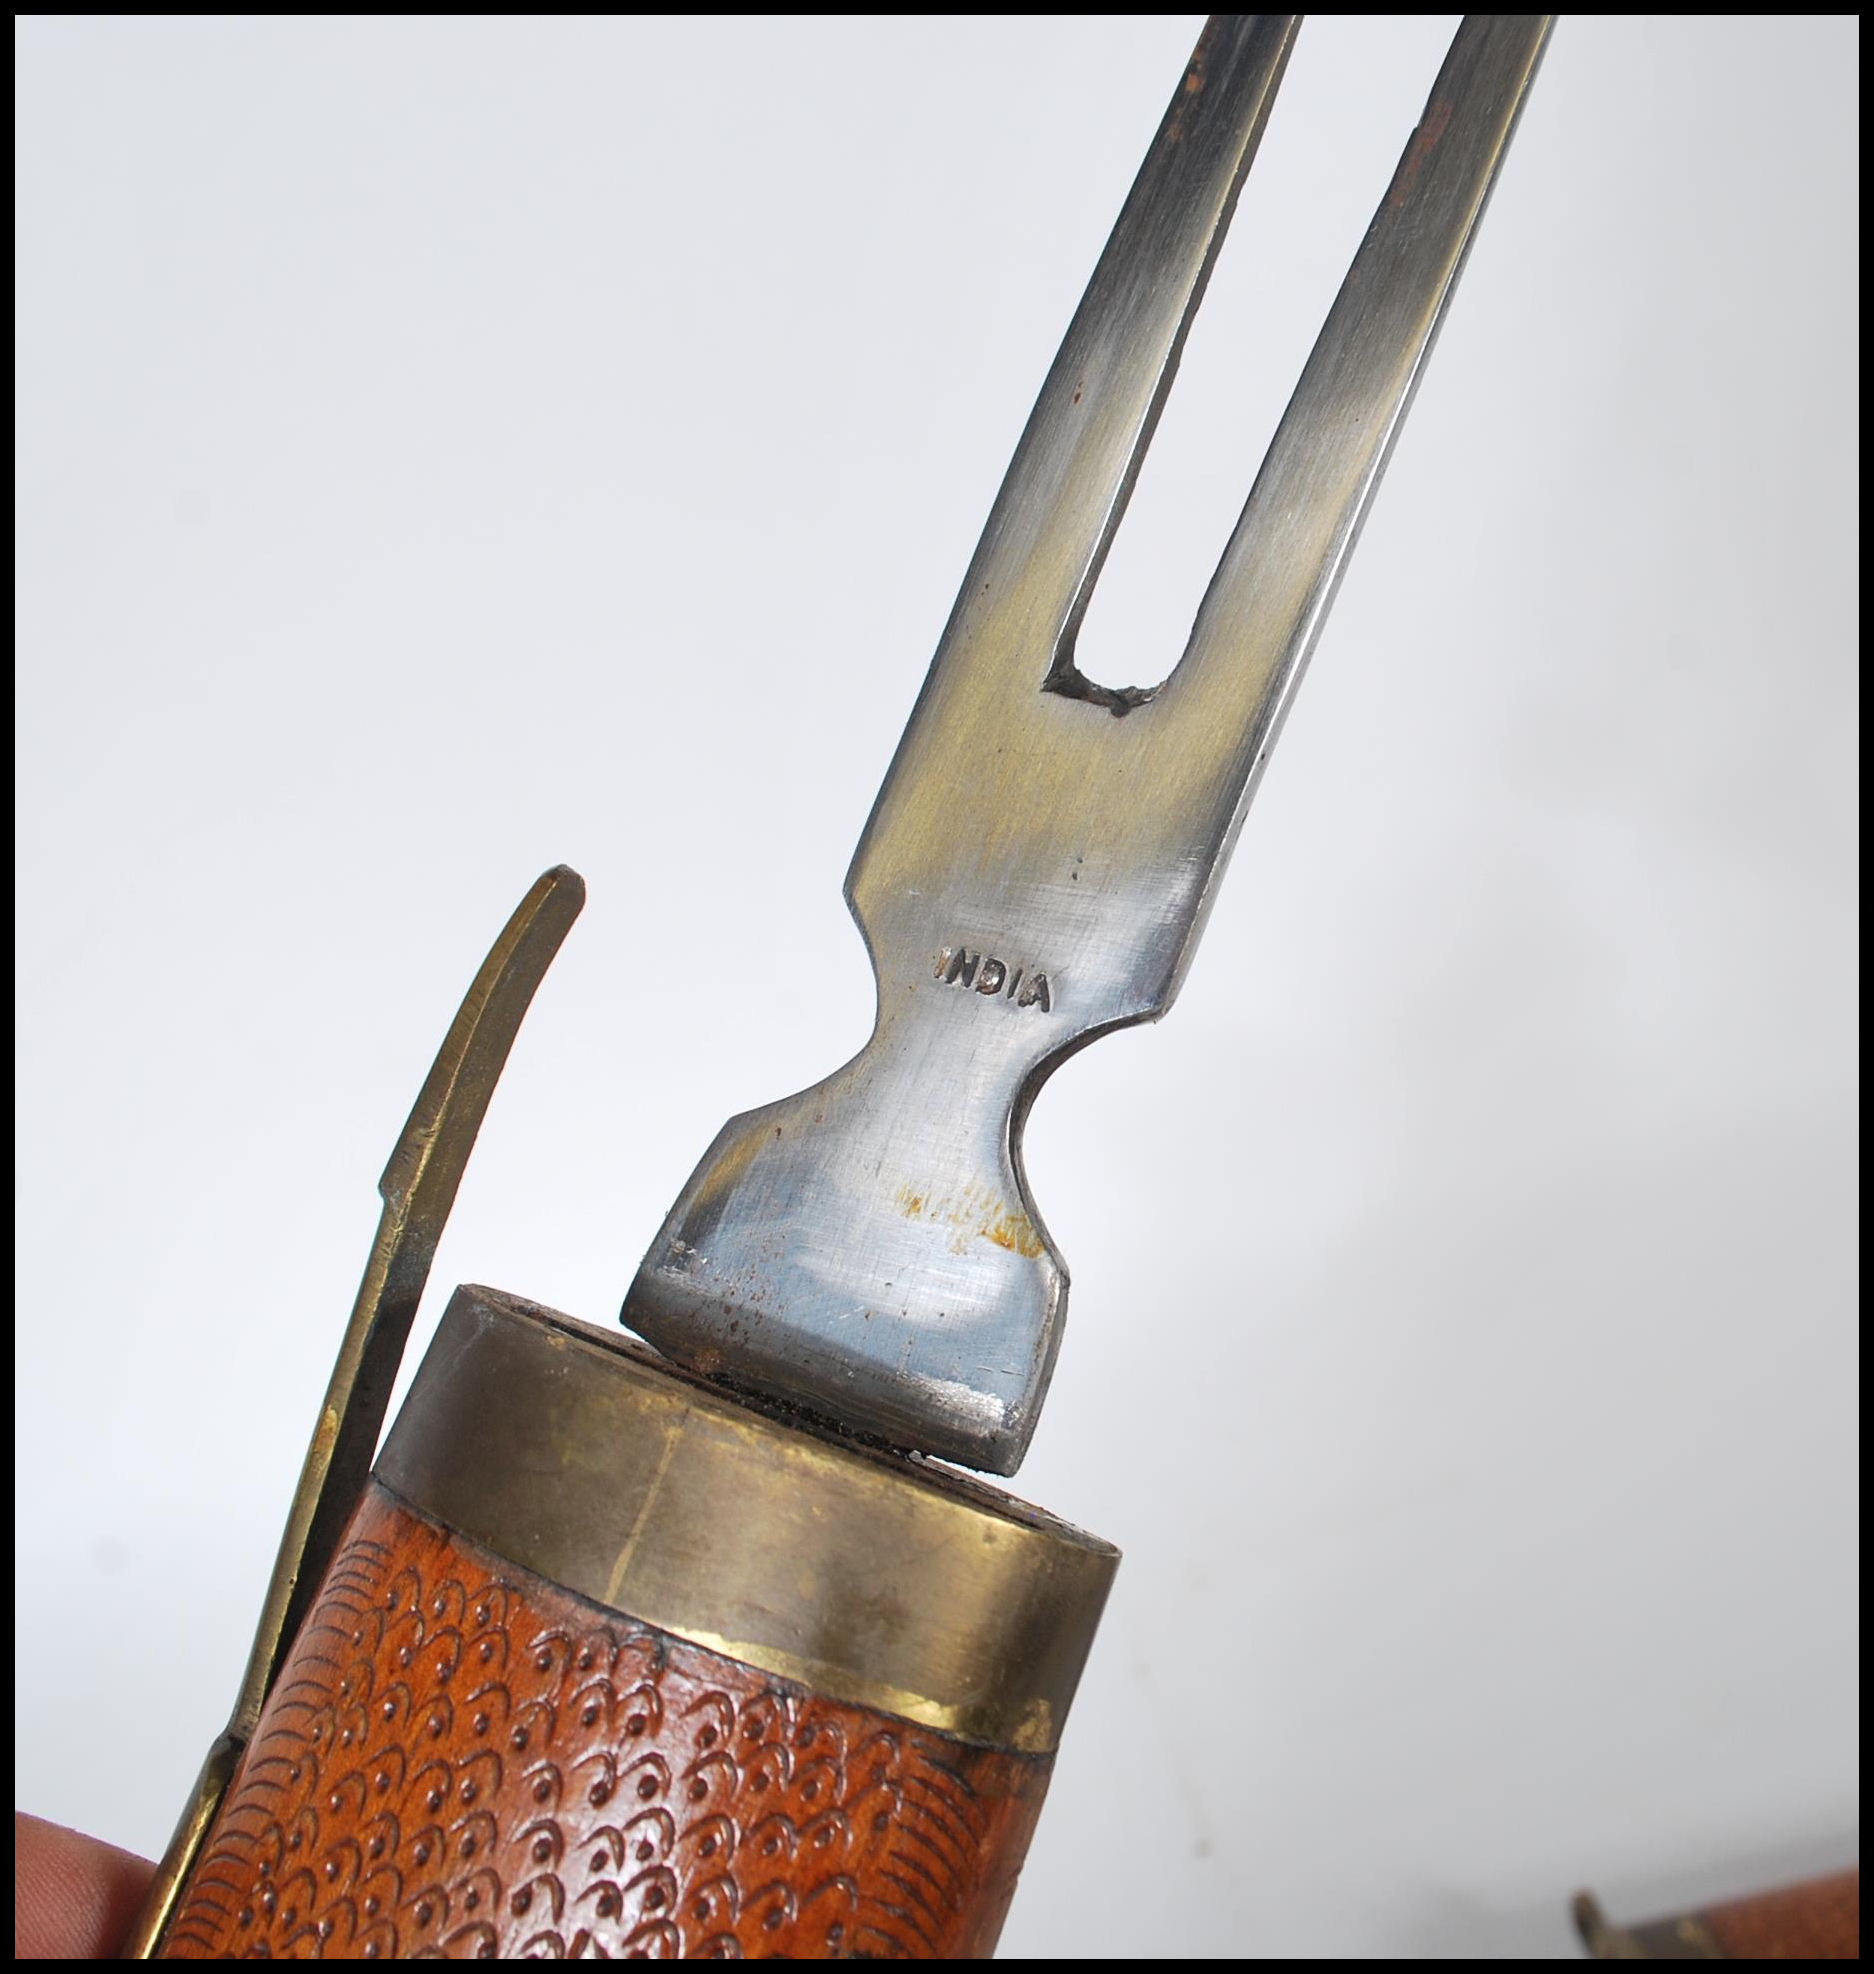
[122,868,586,1958]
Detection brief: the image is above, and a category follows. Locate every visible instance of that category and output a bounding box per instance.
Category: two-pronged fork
[624,15,1554,1475]
[129,16,1553,1959]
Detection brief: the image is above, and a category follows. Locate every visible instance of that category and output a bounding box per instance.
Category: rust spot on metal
[978,1209,1043,1259]
[1166,23,1216,139]
[1392,97,1454,206]
[895,1183,1044,1259]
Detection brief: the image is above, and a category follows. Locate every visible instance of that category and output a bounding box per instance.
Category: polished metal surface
[379,1285,1119,1755]
[123,868,584,1959]
[626,16,1554,1473]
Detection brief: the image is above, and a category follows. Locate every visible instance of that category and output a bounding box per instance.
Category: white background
[16,16,1858,1960]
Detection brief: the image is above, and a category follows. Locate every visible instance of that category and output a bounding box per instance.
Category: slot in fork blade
[624,16,1554,1475]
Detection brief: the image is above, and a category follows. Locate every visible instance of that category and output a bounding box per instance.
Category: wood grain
[1575,1871,1860,1961]
[1698,1870,1859,1959]
[158,1483,1051,1959]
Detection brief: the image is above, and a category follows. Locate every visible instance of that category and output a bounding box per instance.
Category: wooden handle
[160,1482,1051,1960]
[1574,1872,1860,1961]
[150,1286,1116,1959]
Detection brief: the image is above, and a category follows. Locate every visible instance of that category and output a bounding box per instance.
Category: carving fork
[131,17,1552,1959]
[624,14,1554,1475]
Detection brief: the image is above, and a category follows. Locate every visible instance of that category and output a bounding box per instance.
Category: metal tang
[625,16,1555,1475]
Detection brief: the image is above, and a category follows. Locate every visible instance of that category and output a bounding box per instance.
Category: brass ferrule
[378,1284,1120,1756]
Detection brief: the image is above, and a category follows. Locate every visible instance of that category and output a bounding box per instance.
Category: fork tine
[935,14,1299,711]
[1164,16,1553,759]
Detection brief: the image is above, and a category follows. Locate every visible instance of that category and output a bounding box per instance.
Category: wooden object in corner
[1574,1870,1859,1960]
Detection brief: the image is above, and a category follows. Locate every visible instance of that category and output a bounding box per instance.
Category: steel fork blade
[624,15,1555,1474]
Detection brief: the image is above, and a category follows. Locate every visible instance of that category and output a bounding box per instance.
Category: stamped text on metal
[934,946,1053,1012]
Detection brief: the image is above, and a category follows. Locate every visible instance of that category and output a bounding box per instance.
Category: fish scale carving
[159,1483,1049,1959]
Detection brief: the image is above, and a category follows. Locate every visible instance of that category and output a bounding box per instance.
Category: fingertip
[14,1811,156,1959]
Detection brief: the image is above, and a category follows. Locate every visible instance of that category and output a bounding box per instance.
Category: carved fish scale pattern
[160,1483,1049,1959]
